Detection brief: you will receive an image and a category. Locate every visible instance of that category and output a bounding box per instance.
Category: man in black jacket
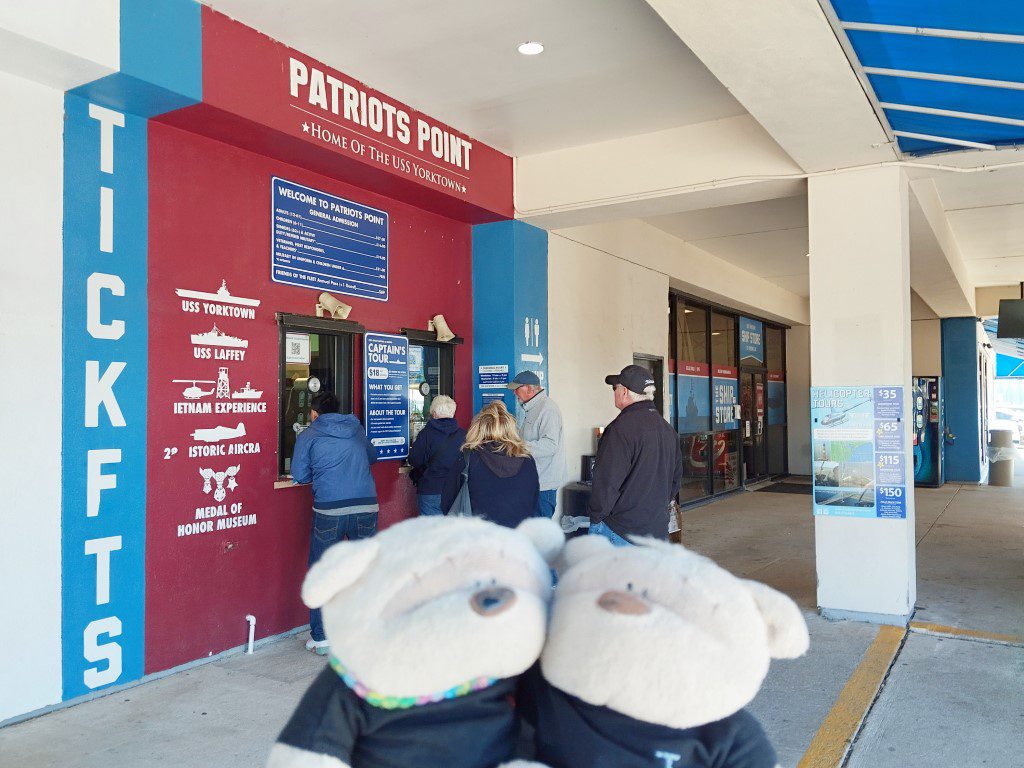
[588,365,682,545]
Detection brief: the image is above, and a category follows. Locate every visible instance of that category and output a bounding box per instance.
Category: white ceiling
[644,195,810,296]
[203,0,746,155]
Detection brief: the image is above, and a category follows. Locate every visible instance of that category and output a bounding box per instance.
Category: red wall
[145,120,473,673]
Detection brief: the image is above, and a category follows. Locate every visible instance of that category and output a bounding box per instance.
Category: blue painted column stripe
[472,221,549,413]
[71,0,202,119]
[120,0,203,103]
[62,94,150,699]
[58,0,202,703]
[941,317,984,483]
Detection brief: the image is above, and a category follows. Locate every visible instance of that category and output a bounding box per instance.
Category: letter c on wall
[87,272,126,340]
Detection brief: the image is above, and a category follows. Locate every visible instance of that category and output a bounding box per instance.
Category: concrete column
[941,317,985,483]
[471,220,549,413]
[809,166,916,624]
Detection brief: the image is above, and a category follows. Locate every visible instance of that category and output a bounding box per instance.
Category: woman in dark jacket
[442,400,539,528]
[407,396,466,516]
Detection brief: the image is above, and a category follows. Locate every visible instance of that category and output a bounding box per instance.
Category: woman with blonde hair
[441,400,539,527]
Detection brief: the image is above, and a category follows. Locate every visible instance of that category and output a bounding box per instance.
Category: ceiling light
[517,41,544,56]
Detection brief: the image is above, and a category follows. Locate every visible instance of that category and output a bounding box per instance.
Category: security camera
[316,292,352,320]
[432,313,455,342]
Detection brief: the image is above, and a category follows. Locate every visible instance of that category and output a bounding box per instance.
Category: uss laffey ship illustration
[232,382,263,399]
[176,279,260,307]
[191,324,249,348]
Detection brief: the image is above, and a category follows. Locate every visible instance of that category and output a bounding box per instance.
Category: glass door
[740,370,768,482]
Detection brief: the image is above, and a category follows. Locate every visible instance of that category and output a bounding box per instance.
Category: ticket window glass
[279,327,354,476]
[407,340,455,442]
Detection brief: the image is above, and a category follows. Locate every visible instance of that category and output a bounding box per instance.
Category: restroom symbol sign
[523,316,541,348]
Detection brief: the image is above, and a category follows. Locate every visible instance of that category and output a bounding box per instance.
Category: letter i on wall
[61,93,149,700]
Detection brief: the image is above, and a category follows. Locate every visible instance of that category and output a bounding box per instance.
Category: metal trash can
[988,429,1015,487]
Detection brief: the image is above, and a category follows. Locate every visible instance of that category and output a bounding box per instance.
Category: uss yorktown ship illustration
[176,279,261,307]
[191,324,249,348]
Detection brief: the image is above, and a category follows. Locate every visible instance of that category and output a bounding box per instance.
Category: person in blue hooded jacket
[291,391,378,655]
[407,395,467,516]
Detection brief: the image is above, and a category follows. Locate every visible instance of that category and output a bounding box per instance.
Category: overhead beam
[644,0,896,172]
[908,179,976,317]
[516,114,804,230]
[553,219,810,326]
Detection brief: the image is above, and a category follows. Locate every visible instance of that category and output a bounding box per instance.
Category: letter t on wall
[85,536,123,605]
[87,104,125,175]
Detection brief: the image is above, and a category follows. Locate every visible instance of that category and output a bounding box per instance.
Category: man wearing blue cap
[508,370,566,518]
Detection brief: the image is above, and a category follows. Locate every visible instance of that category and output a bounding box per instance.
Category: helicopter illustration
[819,399,870,427]
[172,378,217,400]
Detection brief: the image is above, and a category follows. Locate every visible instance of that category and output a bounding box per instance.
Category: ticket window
[278,316,357,477]
[406,338,455,442]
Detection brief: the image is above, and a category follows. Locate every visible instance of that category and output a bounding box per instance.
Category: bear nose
[597,590,650,616]
[471,587,516,616]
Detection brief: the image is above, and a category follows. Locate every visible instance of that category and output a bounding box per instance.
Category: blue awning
[827,1,1024,155]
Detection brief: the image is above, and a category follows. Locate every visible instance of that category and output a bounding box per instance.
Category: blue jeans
[537,489,557,518]
[589,520,632,547]
[308,510,377,641]
[417,494,443,516]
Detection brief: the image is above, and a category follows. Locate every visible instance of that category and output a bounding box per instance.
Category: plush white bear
[268,516,564,768]
[518,535,809,768]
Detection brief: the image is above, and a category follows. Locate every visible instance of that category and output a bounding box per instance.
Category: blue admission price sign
[271,177,389,301]
[364,333,409,460]
[811,385,906,519]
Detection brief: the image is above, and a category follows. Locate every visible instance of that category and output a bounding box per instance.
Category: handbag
[446,450,474,518]
[409,431,462,487]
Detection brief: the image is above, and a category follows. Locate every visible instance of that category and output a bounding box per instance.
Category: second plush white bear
[519,535,809,768]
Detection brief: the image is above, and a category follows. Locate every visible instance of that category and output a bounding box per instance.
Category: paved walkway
[2,478,1021,768]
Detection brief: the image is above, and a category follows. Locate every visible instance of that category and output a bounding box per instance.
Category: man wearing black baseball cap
[588,365,682,545]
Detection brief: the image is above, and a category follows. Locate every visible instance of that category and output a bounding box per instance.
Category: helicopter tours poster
[811,386,907,519]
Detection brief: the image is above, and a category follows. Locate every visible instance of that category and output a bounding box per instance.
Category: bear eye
[490,578,497,586]
[626,582,634,592]
[642,589,649,599]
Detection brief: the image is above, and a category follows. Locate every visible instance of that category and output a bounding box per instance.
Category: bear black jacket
[587,400,683,539]
[276,666,519,768]
[519,667,777,768]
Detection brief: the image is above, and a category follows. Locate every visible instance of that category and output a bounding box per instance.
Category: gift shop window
[277,314,359,477]
[671,294,791,505]
[403,329,458,443]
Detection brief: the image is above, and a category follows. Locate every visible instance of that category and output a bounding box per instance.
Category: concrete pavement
[2,477,1021,768]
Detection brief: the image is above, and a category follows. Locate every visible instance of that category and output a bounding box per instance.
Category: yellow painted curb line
[797,625,905,768]
[909,621,1023,645]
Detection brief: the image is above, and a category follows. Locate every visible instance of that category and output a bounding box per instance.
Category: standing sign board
[364,333,409,460]
[272,177,389,301]
[811,386,907,519]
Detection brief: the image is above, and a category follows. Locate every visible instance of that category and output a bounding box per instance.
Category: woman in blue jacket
[291,391,378,655]
[443,400,539,528]
[407,396,466,516]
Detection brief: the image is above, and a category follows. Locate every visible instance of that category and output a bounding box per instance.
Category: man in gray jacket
[508,371,566,518]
